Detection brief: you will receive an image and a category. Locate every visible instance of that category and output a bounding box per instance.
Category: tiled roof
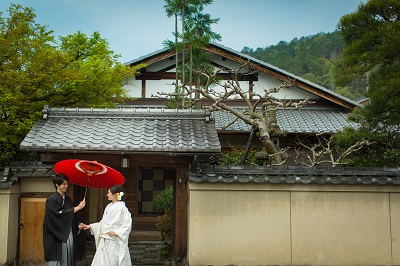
[3,161,399,189]
[276,108,358,133]
[189,165,400,185]
[212,108,358,133]
[0,161,54,188]
[20,106,221,154]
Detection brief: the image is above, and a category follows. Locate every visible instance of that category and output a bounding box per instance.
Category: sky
[0,0,363,63]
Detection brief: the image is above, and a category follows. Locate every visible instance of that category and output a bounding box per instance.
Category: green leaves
[242,31,359,96]
[218,146,261,166]
[163,0,220,103]
[332,127,400,167]
[331,0,400,167]
[335,0,400,83]
[0,4,143,163]
[335,0,400,130]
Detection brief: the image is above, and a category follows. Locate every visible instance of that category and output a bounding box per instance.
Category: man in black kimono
[43,173,86,266]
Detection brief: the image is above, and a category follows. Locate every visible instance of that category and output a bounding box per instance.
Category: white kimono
[90,201,132,266]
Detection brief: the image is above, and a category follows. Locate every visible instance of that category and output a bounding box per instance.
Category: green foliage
[0,4,143,164]
[153,186,174,213]
[241,31,366,100]
[218,146,262,166]
[153,186,174,260]
[334,0,400,130]
[332,127,400,167]
[331,0,400,167]
[163,0,220,108]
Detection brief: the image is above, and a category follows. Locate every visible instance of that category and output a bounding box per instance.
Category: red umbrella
[54,159,125,197]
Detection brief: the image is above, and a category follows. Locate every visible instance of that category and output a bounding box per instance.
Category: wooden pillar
[173,163,188,265]
[141,79,146,98]
[72,185,87,266]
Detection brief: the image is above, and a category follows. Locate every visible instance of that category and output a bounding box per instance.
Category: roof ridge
[42,105,211,120]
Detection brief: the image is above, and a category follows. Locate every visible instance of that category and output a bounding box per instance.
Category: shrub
[152,186,173,260]
[218,146,262,166]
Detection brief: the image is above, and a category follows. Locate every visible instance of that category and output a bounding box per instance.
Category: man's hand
[74,200,86,213]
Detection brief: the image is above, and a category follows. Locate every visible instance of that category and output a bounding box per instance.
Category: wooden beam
[141,79,146,98]
[136,71,258,81]
[136,72,176,80]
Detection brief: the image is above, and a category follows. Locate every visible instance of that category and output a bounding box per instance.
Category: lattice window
[138,167,175,214]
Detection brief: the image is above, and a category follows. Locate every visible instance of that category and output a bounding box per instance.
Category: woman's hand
[78,223,91,230]
[106,230,117,236]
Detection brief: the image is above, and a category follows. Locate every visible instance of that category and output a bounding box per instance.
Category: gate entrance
[19,198,46,266]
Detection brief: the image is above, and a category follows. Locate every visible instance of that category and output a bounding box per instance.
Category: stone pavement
[86,239,168,265]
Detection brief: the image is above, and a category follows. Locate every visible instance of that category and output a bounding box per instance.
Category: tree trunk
[175,13,178,91]
[181,0,185,108]
[256,119,282,165]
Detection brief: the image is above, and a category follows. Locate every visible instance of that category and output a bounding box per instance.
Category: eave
[204,43,359,110]
[126,43,360,111]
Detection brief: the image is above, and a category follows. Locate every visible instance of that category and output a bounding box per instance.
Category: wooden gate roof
[20,106,221,154]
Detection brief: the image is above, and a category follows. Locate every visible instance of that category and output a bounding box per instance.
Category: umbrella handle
[84,186,88,201]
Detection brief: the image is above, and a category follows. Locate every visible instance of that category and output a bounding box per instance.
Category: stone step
[86,239,169,265]
[130,230,161,241]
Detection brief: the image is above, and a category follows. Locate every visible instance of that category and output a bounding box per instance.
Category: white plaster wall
[188,183,400,266]
[390,193,400,262]
[124,78,142,98]
[189,189,291,265]
[291,191,392,265]
[0,186,19,265]
[145,79,176,98]
[20,178,54,193]
[256,73,318,99]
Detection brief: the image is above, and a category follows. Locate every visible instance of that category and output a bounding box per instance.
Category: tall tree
[332,0,400,166]
[164,0,185,99]
[0,4,143,163]
[184,5,221,101]
[163,0,220,108]
[334,0,400,129]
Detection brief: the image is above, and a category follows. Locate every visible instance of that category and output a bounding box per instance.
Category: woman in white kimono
[79,185,132,266]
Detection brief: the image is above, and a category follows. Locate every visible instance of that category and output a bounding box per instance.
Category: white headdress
[117,192,124,201]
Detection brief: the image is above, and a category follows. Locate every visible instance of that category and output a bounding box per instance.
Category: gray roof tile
[20,106,221,154]
[189,165,400,185]
[0,161,54,188]
[212,108,358,133]
[4,162,399,189]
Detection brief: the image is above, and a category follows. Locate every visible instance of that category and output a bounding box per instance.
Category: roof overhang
[20,106,222,154]
[125,43,361,110]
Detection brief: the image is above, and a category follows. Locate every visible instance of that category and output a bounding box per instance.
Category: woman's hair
[53,173,69,189]
[109,184,124,197]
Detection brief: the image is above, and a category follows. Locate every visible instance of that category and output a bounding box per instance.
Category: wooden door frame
[132,155,191,264]
[18,196,47,266]
[19,189,87,266]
